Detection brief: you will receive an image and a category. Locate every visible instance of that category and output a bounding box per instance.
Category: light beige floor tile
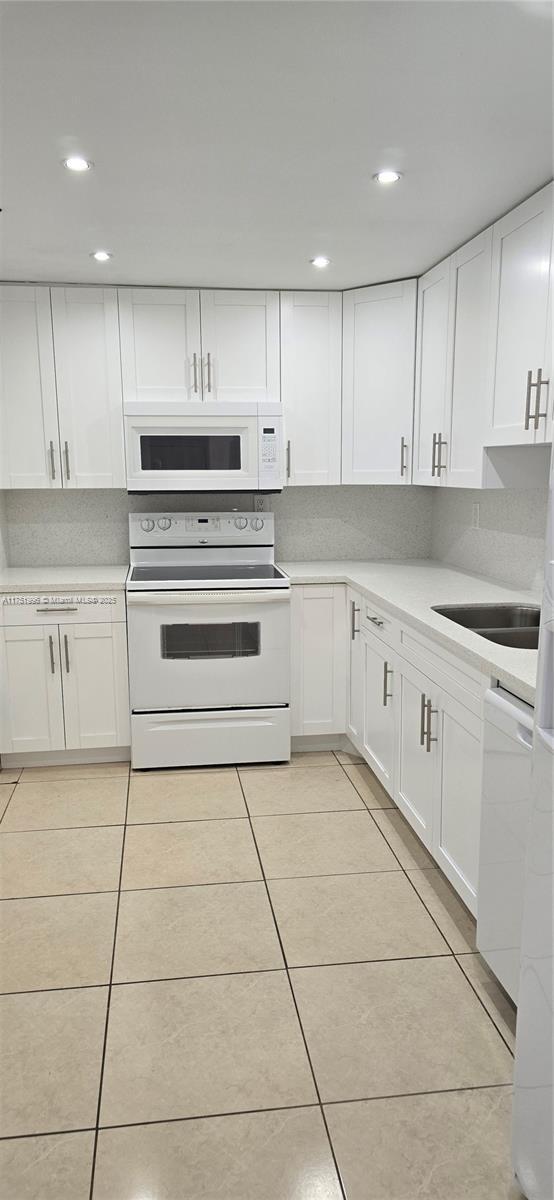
[0,1131,95,1200]
[94,1107,342,1200]
[0,768,22,784]
[0,987,108,1136]
[407,867,477,952]
[121,818,261,890]
[241,751,337,769]
[457,953,517,1051]
[240,764,364,816]
[334,749,363,765]
[0,892,118,992]
[0,826,124,899]
[101,972,316,1125]
[268,871,449,966]
[127,768,245,824]
[252,810,399,879]
[342,762,395,809]
[20,761,129,782]
[1,778,127,832]
[325,1089,521,1200]
[291,958,513,1101]
[371,807,436,868]
[0,783,15,820]
[113,881,282,982]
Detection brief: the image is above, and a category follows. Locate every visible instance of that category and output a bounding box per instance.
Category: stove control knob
[157,518,172,531]
[251,517,264,531]
[140,519,155,532]
[234,517,248,530]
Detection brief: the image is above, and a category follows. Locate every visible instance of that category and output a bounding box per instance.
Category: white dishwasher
[477,686,534,1004]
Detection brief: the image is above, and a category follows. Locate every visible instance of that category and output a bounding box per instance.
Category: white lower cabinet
[290,585,346,737]
[0,625,65,753]
[361,628,396,793]
[60,622,130,750]
[346,588,363,751]
[395,657,437,850]
[434,692,482,910]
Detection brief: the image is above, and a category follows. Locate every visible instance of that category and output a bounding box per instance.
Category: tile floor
[0,753,520,1198]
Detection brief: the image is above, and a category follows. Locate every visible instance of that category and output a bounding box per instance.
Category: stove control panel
[130,512,273,547]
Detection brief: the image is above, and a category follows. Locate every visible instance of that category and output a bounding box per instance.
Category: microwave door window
[161,622,260,659]
[140,435,241,471]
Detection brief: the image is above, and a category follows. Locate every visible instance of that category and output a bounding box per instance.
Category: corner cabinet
[0,284,125,489]
[290,584,347,737]
[342,280,416,485]
[281,292,342,485]
[0,592,130,756]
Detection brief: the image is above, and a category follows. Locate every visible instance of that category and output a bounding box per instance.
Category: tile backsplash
[431,487,549,591]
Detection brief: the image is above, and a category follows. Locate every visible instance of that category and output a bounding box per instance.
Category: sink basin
[432,603,540,649]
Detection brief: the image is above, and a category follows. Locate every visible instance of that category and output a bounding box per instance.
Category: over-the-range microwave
[124,403,284,492]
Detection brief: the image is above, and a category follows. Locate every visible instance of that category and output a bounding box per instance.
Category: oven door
[127,590,290,711]
[124,413,259,491]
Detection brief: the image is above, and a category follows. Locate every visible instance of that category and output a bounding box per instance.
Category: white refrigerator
[512,451,554,1199]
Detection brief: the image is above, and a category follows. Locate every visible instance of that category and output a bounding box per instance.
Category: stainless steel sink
[431,603,540,649]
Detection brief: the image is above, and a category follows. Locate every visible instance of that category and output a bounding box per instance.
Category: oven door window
[140,435,241,471]
[161,622,260,660]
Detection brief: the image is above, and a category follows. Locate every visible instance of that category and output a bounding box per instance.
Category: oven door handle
[126,590,291,606]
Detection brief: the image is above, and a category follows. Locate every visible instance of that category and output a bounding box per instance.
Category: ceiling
[0,0,552,289]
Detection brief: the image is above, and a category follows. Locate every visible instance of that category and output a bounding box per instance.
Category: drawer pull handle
[63,633,70,674]
[368,615,384,628]
[36,607,79,613]
[48,634,55,675]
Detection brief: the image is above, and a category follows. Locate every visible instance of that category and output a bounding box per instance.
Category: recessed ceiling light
[90,249,112,262]
[373,170,402,184]
[63,156,93,172]
[311,256,331,269]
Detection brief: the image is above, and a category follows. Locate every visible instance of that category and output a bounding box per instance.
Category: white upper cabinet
[0,285,60,488]
[200,290,280,405]
[51,288,125,488]
[413,259,451,485]
[342,280,416,485]
[119,288,202,409]
[445,229,493,487]
[281,291,342,485]
[486,183,553,446]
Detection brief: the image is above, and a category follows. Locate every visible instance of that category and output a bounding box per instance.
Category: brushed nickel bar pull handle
[48,635,55,675]
[425,698,438,753]
[524,370,534,430]
[431,432,438,477]
[436,433,447,477]
[400,436,408,477]
[420,692,427,746]
[383,661,393,707]
[533,366,549,430]
[192,353,199,394]
[63,633,70,673]
[206,353,212,393]
[49,441,56,480]
[36,606,78,613]
[64,441,71,480]
[286,440,291,479]
[351,600,360,641]
[369,615,384,628]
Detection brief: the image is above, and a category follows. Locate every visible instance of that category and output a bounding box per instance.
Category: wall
[0,492,7,568]
[431,487,549,591]
[4,486,434,567]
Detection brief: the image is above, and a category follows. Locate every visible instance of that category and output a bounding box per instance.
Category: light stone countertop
[280,559,540,705]
[0,566,129,592]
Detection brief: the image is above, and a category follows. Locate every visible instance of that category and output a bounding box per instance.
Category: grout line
[0,822,127,835]
[236,771,348,1200]
[451,955,515,1059]
[87,768,131,1200]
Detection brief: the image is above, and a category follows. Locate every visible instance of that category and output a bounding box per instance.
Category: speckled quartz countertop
[280,559,540,705]
[0,566,129,592]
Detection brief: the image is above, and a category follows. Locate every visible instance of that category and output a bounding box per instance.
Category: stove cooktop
[127,563,290,590]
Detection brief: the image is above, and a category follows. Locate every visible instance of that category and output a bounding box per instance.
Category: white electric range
[126,512,291,769]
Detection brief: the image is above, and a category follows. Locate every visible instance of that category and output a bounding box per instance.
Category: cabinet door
[346,588,363,751]
[435,692,482,915]
[0,285,60,489]
[395,658,438,849]
[51,287,125,488]
[413,259,451,485]
[60,622,130,750]
[200,290,280,405]
[290,585,346,737]
[487,183,553,446]
[361,629,396,793]
[119,288,202,409]
[281,292,341,485]
[0,625,65,753]
[446,229,492,487]
[342,280,416,484]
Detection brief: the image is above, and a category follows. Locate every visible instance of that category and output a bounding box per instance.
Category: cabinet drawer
[0,592,126,626]
[360,598,398,647]
[399,625,487,713]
